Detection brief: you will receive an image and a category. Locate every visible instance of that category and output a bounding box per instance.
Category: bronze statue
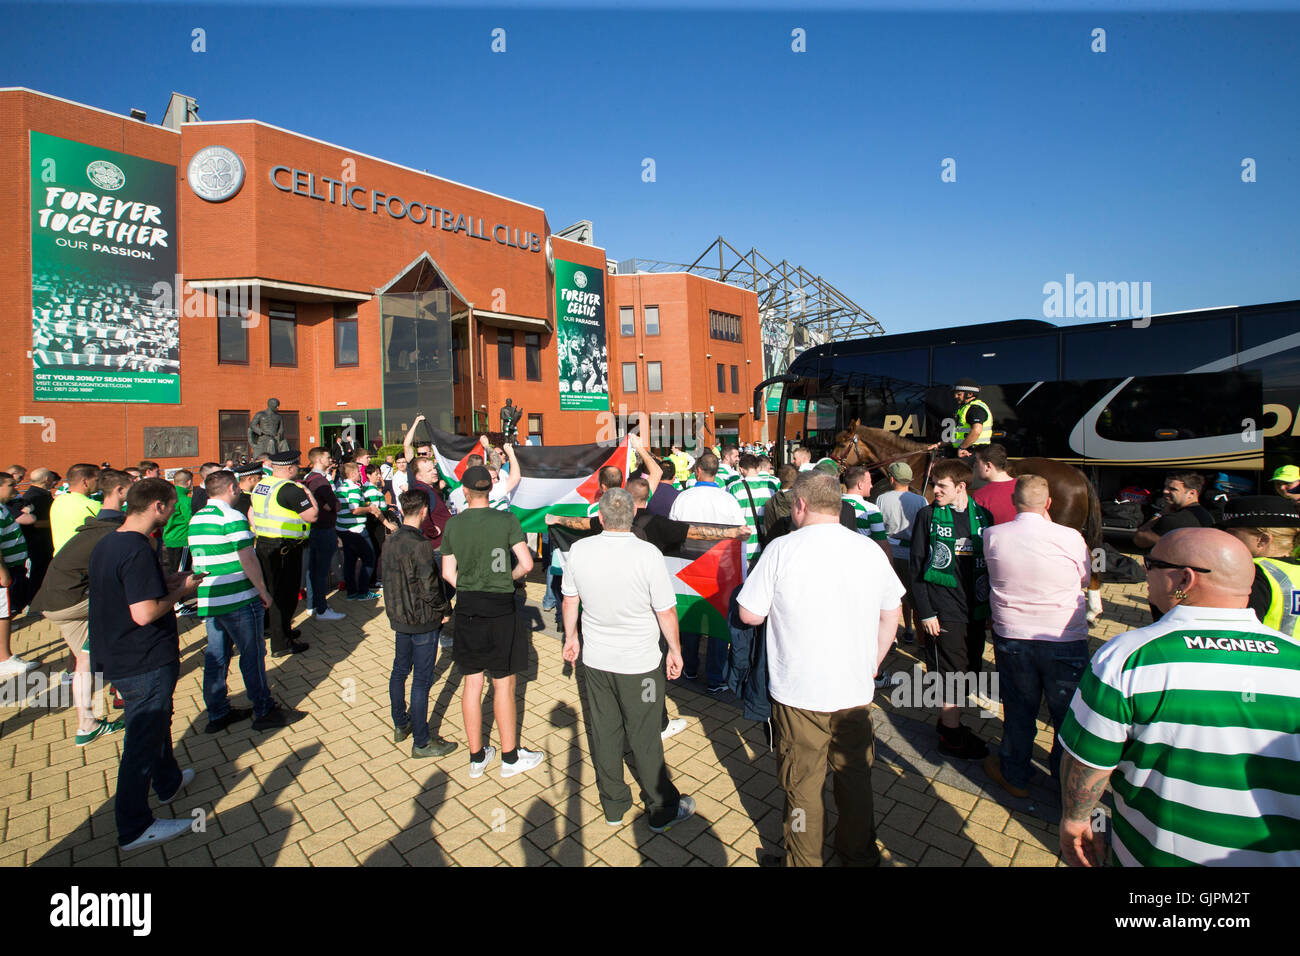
[248,398,289,456]
[500,398,523,440]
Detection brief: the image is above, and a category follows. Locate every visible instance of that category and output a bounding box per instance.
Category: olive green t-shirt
[441,507,525,593]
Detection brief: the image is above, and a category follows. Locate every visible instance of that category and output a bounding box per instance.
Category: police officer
[929,378,993,459]
[1219,496,1300,639]
[250,450,318,657]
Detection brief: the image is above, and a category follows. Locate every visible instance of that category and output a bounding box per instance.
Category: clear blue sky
[4,3,1297,334]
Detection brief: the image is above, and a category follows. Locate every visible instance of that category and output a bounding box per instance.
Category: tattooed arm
[546,514,597,531]
[687,523,749,540]
[1059,752,1112,868]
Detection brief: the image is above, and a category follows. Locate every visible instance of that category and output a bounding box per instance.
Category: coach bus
[756,299,1300,497]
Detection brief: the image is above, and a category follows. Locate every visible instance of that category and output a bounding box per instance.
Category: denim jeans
[992,634,1090,789]
[542,571,560,611]
[338,530,375,597]
[113,661,183,846]
[306,525,338,613]
[391,629,440,748]
[679,632,728,685]
[203,601,274,720]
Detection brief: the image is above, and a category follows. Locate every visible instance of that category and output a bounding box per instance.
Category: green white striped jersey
[842,494,887,541]
[1058,605,1300,867]
[362,484,386,511]
[336,481,367,533]
[729,475,780,562]
[716,464,739,488]
[0,507,27,567]
[187,501,259,617]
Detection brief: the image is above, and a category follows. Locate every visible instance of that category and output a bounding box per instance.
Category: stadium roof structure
[615,236,884,379]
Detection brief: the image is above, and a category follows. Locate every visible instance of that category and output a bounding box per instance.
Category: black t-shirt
[963,402,989,425]
[277,482,312,513]
[190,487,209,514]
[19,486,52,525]
[233,491,252,516]
[88,530,179,681]
[1152,503,1215,536]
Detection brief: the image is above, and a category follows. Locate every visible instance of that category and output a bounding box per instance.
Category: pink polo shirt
[983,512,1090,642]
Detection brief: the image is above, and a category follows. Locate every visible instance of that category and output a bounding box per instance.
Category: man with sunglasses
[1057,527,1300,867]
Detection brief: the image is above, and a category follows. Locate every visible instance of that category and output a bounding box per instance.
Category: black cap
[954,378,981,393]
[267,450,300,466]
[233,462,263,479]
[461,465,493,492]
[1218,496,1300,529]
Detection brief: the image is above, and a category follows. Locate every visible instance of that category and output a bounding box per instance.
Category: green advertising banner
[30,131,179,403]
[554,258,609,411]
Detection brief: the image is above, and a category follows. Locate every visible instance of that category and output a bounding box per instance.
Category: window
[647,361,662,392]
[933,335,1058,388]
[269,301,297,367]
[217,296,248,365]
[334,304,359,367]
[827,347,930,389]
[279,411,300,453]
[497,330,514,379]
[730,365,739,393]
[620,306,635,336]
[1063,317,1234,381]
[644,305,660,336]
[709,310,742,342]
[717,363,726,392]
[218,410,249,463]
[452,328,464,385]
[525,332,541,381]
[622,363,638,393]
[527,414,543,444]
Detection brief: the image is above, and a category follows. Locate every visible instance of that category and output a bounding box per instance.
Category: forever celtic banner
[554,258,609,411]
[30,131,180,404]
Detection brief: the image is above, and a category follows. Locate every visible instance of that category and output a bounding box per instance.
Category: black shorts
[453,590,527,679]
[928,616,987,680]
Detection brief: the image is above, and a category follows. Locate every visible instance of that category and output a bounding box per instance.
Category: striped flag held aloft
[428,426,631,533]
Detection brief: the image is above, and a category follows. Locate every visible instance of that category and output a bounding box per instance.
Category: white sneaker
[469,745,497,779]
[159,768,195,805]
[314,609,346,621]
[501,747,544,779]
[0,655,38,678]
[121,818,193,852]
[661,717,689,741]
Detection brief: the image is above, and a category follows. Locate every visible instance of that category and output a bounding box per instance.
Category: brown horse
[831,422,1105,616]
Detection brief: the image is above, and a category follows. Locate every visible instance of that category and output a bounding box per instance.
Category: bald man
[1057,528,1300,867]
[20,467,58,593]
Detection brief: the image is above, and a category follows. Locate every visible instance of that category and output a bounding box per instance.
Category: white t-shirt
[737,522,905,712]
[448,480,512,515]
[669,482,746,525]
[561,531,677,675]
[391,469,410,510]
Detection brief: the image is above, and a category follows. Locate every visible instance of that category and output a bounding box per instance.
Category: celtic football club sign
[29,131,179,403]
[187,145,245,202]
[555,258,609,411]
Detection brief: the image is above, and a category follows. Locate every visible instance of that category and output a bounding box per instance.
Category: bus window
[826,347,929,388]
[1240,308,1300,380]
[1063,317,1234,381]
[932,336,1057,388]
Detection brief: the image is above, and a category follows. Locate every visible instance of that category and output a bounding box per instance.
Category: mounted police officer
[250,449,318,658]
[928,378,993,459]
[1219,496,1300,639]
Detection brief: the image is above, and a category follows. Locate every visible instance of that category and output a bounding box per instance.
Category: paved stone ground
[0,575,1151,867]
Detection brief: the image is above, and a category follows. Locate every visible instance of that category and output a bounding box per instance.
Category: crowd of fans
[2,437,1297,865]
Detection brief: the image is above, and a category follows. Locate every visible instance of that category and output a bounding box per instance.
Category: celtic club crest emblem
[573,270,588,289]
[86,160,125,191]
[931,541,953,570]
[187,146,246,202]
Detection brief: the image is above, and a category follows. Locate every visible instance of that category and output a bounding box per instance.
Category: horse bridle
[831,433,938,491]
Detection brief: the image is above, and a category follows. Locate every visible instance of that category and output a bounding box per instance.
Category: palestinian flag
[549,524,745,643]
[427,426,632,532]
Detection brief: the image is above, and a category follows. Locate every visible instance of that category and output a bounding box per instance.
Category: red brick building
[1,88,765,469]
